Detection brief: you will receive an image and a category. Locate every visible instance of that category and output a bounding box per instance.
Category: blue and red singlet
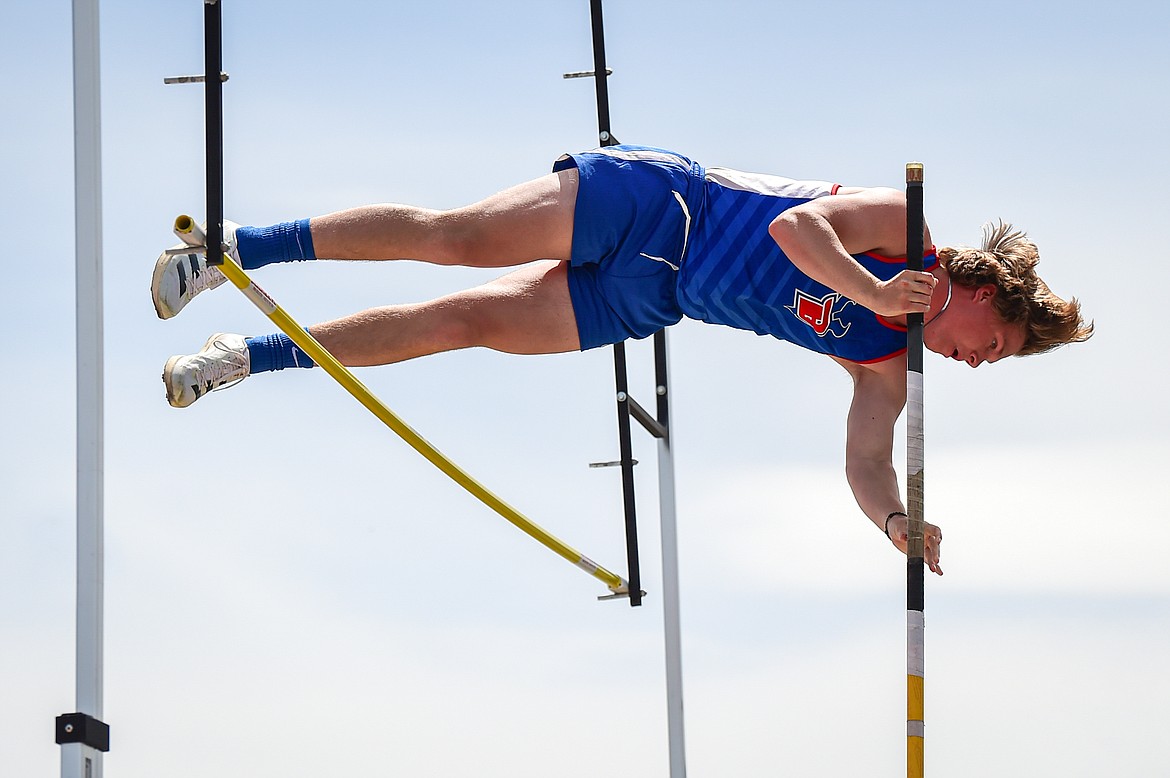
[554,146,938,363]
[679,166,939,363]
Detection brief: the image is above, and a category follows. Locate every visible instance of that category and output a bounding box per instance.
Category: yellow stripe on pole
[183,220,627,596]
[907,673,924,720]
[907,672,924,778]
[908,736,924,778]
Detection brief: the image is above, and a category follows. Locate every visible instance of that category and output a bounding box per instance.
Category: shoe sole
[162,333,223,408]
[151,247,190,320]
[162,354,187,407]
[152,221,237,319]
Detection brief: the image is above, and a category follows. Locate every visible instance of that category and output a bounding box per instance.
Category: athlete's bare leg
[303,169,583,364]
[310,169,577,267]
[309,260,580,365]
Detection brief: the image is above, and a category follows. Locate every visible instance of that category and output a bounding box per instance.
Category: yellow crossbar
[174,215,628,597]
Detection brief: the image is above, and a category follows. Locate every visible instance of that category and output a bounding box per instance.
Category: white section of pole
[656,334,687,778]
[66,0,104,776]
[60,744,102,778]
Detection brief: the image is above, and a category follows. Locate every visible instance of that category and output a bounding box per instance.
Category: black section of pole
[588,0,616,148]
[204,0,224,265]
[906,558,925,611]
[905,170,924,372]
[905,162,925,614]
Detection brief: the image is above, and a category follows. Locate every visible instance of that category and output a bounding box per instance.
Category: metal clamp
[55,713,110,752]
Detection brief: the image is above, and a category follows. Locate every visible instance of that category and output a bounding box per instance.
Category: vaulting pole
[185,3,627,597]
[904,162,926,778]
[174,219,630,596]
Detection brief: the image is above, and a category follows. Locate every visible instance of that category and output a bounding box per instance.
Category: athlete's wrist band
[885,511,907,538]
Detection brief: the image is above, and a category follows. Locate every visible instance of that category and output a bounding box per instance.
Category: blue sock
[235,219,316,270]
[246,331,317,374]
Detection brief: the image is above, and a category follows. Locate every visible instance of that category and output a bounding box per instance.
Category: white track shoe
[151,220,241,320]
[163,333,250,408]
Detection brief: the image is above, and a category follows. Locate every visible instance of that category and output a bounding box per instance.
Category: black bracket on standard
[55,712,110,752]
[568,0,675,609]
[606,330,673,612]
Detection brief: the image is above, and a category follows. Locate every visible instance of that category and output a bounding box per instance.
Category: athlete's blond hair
[937,221,1093,356]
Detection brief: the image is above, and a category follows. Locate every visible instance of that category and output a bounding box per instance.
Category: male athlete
[152,146,1093,576]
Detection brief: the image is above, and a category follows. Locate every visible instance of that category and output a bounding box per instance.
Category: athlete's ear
[974,284,997,303]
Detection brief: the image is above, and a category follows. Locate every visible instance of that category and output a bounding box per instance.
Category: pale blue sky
[2,1,1168,776]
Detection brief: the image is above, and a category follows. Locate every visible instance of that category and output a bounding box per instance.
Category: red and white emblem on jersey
[785,289,853,338]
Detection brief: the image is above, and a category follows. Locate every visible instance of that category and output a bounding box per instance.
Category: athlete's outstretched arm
[768,188,936,318]
[836,359,944,575]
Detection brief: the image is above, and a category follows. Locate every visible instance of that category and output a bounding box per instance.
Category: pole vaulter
[905,162,926,777]
[174,1,631,599]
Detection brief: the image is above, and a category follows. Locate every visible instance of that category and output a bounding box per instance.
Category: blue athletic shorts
[553,146,705,350]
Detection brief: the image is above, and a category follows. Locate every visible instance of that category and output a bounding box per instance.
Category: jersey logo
[785,289,852,338]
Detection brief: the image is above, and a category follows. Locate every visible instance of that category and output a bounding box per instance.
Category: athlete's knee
[423,300,482,350]
[430,208,492,265]
[436,280,534,352]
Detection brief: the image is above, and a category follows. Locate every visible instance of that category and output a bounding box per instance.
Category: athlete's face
[924,284,1026,368]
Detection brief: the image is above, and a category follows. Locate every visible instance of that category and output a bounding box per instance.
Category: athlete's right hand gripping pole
[905,162,926,778]
[172,217,630,599]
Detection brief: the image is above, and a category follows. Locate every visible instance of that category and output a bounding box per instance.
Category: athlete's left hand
[886,515,944,576]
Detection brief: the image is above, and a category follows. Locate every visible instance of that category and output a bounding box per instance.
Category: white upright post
[61,0,106,775]
[656,334,686,778]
